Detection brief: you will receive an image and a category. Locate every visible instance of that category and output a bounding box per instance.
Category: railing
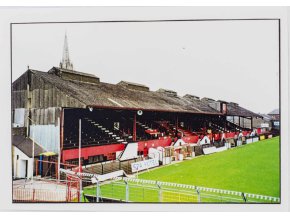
[83,178,280,203]
[13,177,80,202]
[13,188,79,202]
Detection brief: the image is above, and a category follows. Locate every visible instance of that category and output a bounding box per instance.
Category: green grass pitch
[139,136,280,197]
[83,137,280,202]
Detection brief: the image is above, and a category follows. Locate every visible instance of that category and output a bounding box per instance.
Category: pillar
[133,113,137,141]
[175,114,179,137]
[250,117,253,130]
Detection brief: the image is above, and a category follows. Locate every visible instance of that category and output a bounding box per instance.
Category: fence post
[125,180,129,202]
[157,182,162,202]
[65,175,69,202]
[241,192,247,202]
[96,181,100,203]
[79,177,83,203]
[196,188,201,203]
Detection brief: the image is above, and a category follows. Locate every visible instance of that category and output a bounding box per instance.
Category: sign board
[131,158,159,173]
[273,121,280,126]
[246,138,253,144]
[203,147,217,155]
[216,146,227,152]
[237,140,242,146]
[261,123,269,128]
[225,142,231,149]
[252,137,259,143]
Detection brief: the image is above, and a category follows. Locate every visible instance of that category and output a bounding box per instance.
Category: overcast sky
[12,20,279,114]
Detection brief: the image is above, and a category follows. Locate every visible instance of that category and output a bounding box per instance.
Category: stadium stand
[12,67,268,167]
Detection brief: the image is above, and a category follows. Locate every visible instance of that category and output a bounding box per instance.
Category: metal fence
[13,188,79,202]
[83,178,280,203]
[13,178,80,203]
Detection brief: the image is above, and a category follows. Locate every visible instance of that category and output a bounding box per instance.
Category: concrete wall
[13,146,33,179]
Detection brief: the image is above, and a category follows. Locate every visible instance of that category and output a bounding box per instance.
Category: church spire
[59,32,73,70]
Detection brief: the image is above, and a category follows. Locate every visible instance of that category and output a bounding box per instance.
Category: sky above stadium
[12,19,279,114]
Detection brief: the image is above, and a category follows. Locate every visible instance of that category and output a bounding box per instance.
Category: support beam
[175,114,179,137]
[242,117,245,128]
[224,117,227,132]
[133,113,137,141]
[250,117,253,130]
[58,117,61,181]
[60,108,64,163]
[78,119,82,202]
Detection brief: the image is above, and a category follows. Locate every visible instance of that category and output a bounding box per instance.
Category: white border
[1,1,290,7]
[0,6,288,212]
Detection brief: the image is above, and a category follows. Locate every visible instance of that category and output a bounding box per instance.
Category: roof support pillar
[175,114,178,137]
[243,117,245,128]
[60,108,64,163]
[224,116,227,132]
[133,113,137,141]
[250,117,253,130]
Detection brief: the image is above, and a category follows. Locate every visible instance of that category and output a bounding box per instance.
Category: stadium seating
[63,117,130,148]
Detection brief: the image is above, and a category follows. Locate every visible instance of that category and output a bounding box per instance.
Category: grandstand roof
[201,98,262,118]
[28,68,222,115]
[226,102,262,118]
[258,113,272,121]
[14,68,260,117]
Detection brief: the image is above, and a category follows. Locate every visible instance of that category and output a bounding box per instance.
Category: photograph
[11,12,281,204]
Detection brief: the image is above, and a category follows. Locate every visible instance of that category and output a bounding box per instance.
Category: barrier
[203,147,217,155]
[225,143,231,149]
[13,188,79,202]
[85,177,280,203]
[246,138,253,144]
[216,146,227,152]
[131,158,159,173]
[252,137,259,143]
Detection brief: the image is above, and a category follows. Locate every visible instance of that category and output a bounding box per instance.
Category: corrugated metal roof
[201,98,261,118]
[226,103,262,118]
[29,69,222,115]
[19,68,260,117]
